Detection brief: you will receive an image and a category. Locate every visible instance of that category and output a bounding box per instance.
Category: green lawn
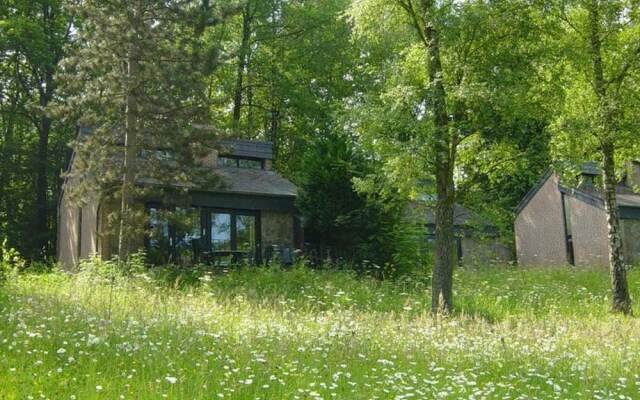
[1,264,639,399]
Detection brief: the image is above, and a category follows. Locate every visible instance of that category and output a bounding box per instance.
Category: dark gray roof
[423,203,475,226]
[214,167,296,197]
[563,186,640,209]
[408,201,478,226]
[138,168,297,198]
[219,139,273,160]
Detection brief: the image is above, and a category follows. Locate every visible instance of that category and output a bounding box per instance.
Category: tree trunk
[602,142,632,314]
[34,77,52,258]
[423,20,455,314]
[232,2,252,134]
[588,2,632,315]
[118,36,140,260]
[433,161,455,313]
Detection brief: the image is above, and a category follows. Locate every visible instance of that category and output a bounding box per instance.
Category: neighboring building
[408,201,513,265]
[57,138,300,268]
[515,162,640,267]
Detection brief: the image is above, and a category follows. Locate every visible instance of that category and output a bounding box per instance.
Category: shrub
[0,238,24,284]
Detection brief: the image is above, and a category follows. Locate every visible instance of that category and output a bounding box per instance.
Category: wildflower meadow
[1,264,639,399]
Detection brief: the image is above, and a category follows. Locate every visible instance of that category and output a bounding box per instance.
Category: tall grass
[1,264,639,399]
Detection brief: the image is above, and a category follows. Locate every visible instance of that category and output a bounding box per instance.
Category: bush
[0,238,24,284]
[77,251,148,285]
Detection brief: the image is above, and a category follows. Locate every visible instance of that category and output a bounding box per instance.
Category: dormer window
[218,155,264,170]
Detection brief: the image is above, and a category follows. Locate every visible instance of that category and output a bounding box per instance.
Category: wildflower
[96,385,103,392]
[57,348,66,355]
[165,376,178,384]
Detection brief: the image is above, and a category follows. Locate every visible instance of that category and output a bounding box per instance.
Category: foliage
[0,0,76,259]
[296,133,410,274]
[0,238,24,283]
[2,265,640,398]
[548,0,640,314]
[53,0,236,255]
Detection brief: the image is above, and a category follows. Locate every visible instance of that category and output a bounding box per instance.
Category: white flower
[57,348,66,355]
[165,376,178,384]
[87,334,101,346]
[96,385,103,392]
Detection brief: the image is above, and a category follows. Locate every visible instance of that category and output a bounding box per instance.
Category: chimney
[577,161,600,191]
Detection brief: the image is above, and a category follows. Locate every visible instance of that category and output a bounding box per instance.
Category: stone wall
[261,211,294,249]
[515,174,568,266]
[568,196,609,267]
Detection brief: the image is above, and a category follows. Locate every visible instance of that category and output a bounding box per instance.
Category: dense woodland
[1,0,640,314]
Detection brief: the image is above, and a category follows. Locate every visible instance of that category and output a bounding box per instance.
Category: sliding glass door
[206,210,260,264]
[145,205,260,265]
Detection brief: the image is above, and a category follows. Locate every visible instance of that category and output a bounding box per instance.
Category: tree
[551,0,640,314]
[297,133,404,270]
[349,0,551,313]
[0,0,75,259]
[55,0,234,259]
[207,0,361,176]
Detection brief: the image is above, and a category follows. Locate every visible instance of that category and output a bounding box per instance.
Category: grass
[1,264,640,399]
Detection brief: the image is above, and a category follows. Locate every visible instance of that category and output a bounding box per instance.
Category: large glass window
[207,210,259,265]
[145,205,260,265]
[238,158,263,169]
[146,206,202,265]
[173,208,202,264]
[147,207,172,265]
[236,215,256,252]
[211,213,232,251]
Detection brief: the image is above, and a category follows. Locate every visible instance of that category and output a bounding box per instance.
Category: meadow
[1,262,639,399]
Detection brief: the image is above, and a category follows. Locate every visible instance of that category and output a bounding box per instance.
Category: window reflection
[218,156,263,170]
[173,208,202,264]
[236,215,256,252]
[146,206,259,265]
[211,213,231,251]
[148,207,171,264]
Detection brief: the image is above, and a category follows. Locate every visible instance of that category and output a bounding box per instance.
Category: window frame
[144,203,262,264]
[217,155,265,170]
[203,208,261,257]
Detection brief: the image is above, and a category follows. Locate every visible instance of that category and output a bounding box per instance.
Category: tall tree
[551,0,640,314]
[349,0,550,313]
[55,0,234,259]
[0,0,75,258]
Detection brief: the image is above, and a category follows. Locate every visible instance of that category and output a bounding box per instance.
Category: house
[515,162,640,267]
[408,200,512,264]
[57,138,301,268]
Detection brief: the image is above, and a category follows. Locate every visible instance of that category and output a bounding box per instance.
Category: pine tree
[55,0,235,259]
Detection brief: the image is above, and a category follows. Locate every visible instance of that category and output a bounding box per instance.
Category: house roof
[214,167,296,198]
[219,139,273,160]
[408,200,497,232]
[517,168,640,219]
[561,185,640,209]
[422,203,475,226]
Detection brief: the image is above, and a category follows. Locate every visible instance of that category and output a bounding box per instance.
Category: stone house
[407,200,513,264]
[57,138,300,268]
[515,163,640,267]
